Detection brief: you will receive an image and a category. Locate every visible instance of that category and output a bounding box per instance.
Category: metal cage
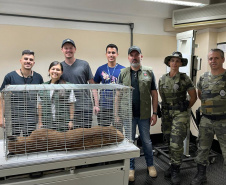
[1,84,133,157]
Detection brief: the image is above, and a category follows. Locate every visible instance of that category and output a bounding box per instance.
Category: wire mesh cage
[1,84,133,157]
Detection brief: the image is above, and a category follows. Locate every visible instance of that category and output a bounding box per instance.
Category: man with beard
[94,44,125,126]
[0,50,43,136]
[60,38,99,128]
[118,46,158,181]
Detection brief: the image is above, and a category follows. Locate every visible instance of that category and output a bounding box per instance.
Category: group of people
[0,38,225,185]
[158,48,226,185]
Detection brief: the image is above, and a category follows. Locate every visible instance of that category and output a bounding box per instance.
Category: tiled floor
[129,146,225,185]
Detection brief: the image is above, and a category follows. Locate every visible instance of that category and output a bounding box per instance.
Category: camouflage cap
[164,51,188,67]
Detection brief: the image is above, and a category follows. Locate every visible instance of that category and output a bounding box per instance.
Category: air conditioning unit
[173,3,226,28]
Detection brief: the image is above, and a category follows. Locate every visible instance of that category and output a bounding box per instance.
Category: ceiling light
[142,0,208,7]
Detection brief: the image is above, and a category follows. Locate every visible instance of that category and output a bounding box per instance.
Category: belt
[162,105,180,110]
[168,106,181,110]
[203,114,226,121]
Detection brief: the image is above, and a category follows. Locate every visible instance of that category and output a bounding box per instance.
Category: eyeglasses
[24,57,34,61]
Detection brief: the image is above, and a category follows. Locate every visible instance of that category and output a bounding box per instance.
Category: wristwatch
[153,112,157,115]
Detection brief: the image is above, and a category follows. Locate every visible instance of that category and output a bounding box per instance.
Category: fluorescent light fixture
[142,0,208,7]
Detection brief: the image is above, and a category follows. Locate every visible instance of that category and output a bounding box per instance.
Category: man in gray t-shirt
[61,59,93,85]
[60,38,99,128]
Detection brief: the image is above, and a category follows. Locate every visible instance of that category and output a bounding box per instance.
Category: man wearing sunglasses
[0,50,43,137]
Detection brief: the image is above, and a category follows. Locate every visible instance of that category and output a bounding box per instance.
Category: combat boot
[164,166,171,179]
[190,164,207,185]
[170,164,180,185]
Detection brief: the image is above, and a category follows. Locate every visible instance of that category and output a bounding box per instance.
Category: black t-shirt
[118,68,157,118]
[0,71,43,91]
[0,71,43,128]
[131,70,140,117]
[130,69,157,118]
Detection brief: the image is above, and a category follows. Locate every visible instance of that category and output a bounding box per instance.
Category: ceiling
[0,0,191,19]
[0,0,224,19]
[0,0,225,19]
[0,0,225,32]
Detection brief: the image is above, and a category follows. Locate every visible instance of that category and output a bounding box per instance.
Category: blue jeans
[130,117,154,170]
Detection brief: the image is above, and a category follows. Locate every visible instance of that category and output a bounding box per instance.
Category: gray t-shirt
[61,59,93,110]
[61,59,93,84]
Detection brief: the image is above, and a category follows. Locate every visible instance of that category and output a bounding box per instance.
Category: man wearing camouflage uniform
[191,48,226,185]
[159,51,197,185]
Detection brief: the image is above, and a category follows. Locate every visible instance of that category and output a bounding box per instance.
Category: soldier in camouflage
[191,48,226,185]
[159,51,197,185]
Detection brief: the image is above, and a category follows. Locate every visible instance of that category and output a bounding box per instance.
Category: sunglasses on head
[24,57,34,61]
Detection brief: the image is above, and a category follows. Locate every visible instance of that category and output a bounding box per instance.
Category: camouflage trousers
[161,109,189,165]
[195,116,226,170]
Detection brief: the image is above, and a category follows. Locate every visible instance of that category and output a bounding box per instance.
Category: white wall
[1,0,226,141]
[0,2,178,139]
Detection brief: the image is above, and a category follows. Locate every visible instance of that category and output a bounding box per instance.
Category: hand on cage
[93,106,100,115]
[115,115,119,123]
[38,122,43,129]
[68,121,74,130]
[0,118,5,128]
[114,115,121,124]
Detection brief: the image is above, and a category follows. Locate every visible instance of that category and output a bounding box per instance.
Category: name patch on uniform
[173,84,179,90]
[220,89,226,97]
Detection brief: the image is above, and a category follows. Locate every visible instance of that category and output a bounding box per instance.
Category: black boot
[164,166,171,179]
[171,164,180,185]
[190,164,207,185]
